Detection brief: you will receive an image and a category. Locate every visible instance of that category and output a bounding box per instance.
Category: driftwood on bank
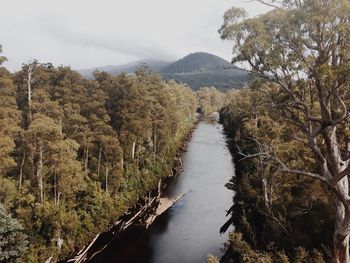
[66,189,185,263]
[145,193,185,228]
[67,234,100,263]
[64,126,195,263]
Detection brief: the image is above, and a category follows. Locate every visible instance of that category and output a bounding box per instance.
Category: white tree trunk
[105,166,109,193]
[37,145,44,204]
[84,147,89,176]
[27,65,33,124]
[325,127,350,263]
[131,141,136,159]
[334,176,350,263]
[97,147,102,177]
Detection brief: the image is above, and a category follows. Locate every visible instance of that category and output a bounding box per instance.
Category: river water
[91,118,235,263]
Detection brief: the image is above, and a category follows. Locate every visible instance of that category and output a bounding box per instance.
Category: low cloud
[0,0,270,71]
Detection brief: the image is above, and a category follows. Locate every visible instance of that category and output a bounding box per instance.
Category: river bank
[62,122,197,263]
[89,116,235,263]
[218,103,334,262]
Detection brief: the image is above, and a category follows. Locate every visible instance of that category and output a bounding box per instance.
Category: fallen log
[122,196,157,230]
[67,234,100,263]
[145,193,185,228]
[64,125,195,263]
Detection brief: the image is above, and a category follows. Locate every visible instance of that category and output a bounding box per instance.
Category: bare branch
[236,138,329,184]
[247,0,281,9]
[332,93,348,125]
[331,166,350,186]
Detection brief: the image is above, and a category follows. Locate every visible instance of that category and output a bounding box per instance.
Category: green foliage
[161,52,249,90]
[0,67,21,176]
[0,205,28,263]
[220,1,350,262]
[196,86,225,114]
[220,85,334,262]
[207,254,220,263]
[227,232,273,263]
[82,52,250,90]
[0,59,197,261]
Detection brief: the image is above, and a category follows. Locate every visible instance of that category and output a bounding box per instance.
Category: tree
[0,205,28,262]
[27,114,62,204]
[0,45,6,65]
[0,58,198,261]
[99,135,123,194]
[196,86,225,114]
[220,1,350,262]
[0,51,21,182]
[14,61,54,129]
[50,138,84,205]
[0,68,21,176]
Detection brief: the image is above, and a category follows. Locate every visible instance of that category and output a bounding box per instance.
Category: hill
[161,52,236,73]
[161,52,249,90]
[78,52,250,90]
[79,59,171,78]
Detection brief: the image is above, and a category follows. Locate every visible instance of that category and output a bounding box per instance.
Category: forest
[0,53,201,262]
[215,0,350,262]
[2,0,350,262]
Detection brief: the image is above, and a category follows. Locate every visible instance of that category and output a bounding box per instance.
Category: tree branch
[247,0,281,9]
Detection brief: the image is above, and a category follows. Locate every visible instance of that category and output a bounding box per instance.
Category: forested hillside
[0,53,198,262]
[79,59,171,78]
[216,0,350,262]
[3,0,350,262]
[79,52,250,91]
[161,52,249,90]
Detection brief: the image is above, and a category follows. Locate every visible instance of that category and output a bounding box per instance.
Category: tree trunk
[27,65,32,125]
[131,141,136,159]
[334,200,350,263]
[59,117,63,136]
[321,125,350,263]
[97,147,102,177]
[105,166,109,193]
[30,147,35,181]
[334,234,350,263]
[54,173,57,206]
[153,119,157,159]
[84,147,89,176]
[262,177,269,208]
[37,145,44,204]
[334,175,350,263]
[19,152,25,190]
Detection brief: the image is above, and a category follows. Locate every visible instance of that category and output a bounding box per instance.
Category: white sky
[0,0,271,71]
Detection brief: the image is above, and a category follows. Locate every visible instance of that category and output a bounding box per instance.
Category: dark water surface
[91,119,235,263]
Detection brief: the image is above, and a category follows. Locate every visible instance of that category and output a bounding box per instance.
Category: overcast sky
[0,0,270,71]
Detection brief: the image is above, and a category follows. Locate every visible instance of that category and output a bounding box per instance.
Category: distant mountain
[79,52,249,90]
[161,52,236,73]
[160,52,249,90]
[79,59,172,78]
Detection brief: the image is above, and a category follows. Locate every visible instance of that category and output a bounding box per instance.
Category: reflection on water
[91,119,235,263]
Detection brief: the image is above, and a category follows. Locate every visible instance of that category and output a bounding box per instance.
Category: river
[90,117,235,263]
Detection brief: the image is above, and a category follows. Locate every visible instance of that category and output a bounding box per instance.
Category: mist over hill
[79,59,171,78]
[79,52,249,90]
